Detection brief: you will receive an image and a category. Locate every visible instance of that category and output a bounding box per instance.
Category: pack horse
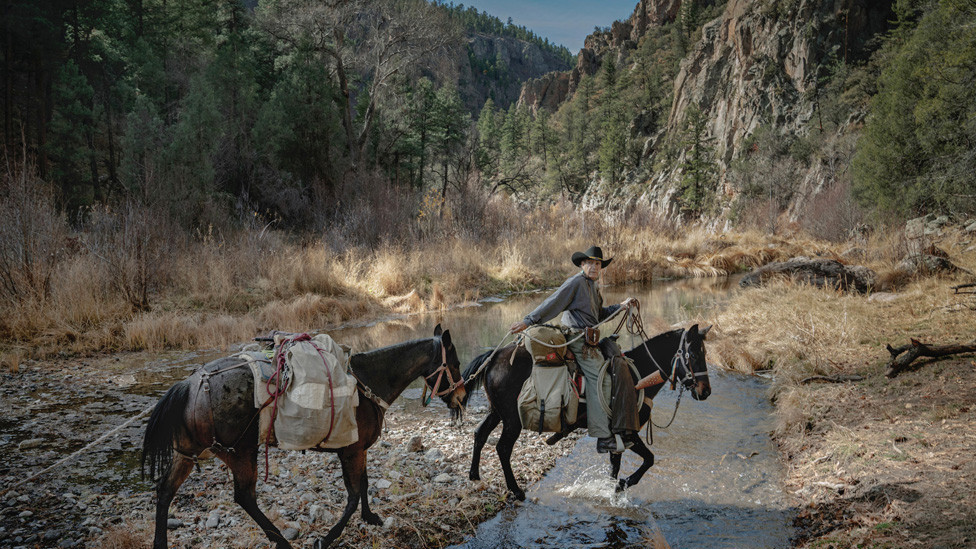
[141,325,466,549]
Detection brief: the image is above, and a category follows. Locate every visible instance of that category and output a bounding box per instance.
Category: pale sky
[454,0,639,53]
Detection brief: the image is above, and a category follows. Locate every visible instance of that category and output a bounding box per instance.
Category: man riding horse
[509,245,639,454]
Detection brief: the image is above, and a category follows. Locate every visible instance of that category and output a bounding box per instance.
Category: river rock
[205,511,220,528]
[740,257,875,293]
[308,505,332,524]
[17,511,32,518]
[17,438,43,450]
[282,527,299,540]
[432,473,452,483]
[373,479,392,490]
[406,435,423,452]
[424,448,444,462]
[166,518,182,529]
[895,253,959,276]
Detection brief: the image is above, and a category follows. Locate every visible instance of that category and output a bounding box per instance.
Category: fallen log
[800,374,864,384]
[884,338,976,378]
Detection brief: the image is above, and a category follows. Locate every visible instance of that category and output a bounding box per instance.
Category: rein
[625,303,699,431]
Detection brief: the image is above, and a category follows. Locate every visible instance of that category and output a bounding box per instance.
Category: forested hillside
[478,0,976,235]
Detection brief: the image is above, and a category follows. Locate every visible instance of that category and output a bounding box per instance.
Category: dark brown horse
[142,325,466,549]
[459,325,711,500]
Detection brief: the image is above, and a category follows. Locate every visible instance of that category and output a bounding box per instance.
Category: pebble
[308,505,332,524]
[17,511,32,519]
[432,473,452,483]
[282,527,299,540]
[166,518,182,529]
[16,433,42,448]
[424,448,444,462]
[205,512,220,528]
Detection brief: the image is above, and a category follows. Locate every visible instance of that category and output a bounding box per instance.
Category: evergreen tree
[47,60,96,210]
[476,98,502,175]
[677,104,717,218]
[598,57,627,186]
[852,0,976,215]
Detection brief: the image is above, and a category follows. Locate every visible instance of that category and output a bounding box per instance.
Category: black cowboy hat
[572,245,613,268]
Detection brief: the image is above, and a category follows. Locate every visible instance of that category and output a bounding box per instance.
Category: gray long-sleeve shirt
[523,272,620,330]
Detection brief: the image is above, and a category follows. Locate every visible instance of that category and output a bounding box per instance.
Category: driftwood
[952,283,976,294]
[800,374,864,384]
[884,338,976,378]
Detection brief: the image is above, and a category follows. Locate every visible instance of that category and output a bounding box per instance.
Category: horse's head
[674,324,712,401]
[428,324,467,410]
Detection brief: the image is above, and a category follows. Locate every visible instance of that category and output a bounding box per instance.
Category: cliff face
[458,33,572,111]
[520,0,893,223]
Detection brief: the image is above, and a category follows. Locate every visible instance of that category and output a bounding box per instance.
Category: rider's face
[581,259,601,280]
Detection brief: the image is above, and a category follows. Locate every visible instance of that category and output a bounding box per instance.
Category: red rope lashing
[263,333,310,481]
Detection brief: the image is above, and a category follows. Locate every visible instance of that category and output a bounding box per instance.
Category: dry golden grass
[6,197,971,358]
[710,227,976,438]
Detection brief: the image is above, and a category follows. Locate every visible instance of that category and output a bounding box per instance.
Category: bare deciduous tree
[257,0,461,165]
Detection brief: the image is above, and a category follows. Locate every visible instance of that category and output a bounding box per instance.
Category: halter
[422,339,465,407]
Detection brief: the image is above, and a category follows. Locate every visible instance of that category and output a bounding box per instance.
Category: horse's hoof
[363,512,383,526]
[615,479,627,493]
[469,471,480,481]
[509,488,525,501]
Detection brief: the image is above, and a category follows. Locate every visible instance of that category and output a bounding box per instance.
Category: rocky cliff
[520,0,893,224]
[458,33,573,112]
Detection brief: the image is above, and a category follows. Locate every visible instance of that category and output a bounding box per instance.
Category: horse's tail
[459,349,494,407]
[142,379,191,482]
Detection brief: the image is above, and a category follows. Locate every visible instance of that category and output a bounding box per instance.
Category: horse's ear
[434,324,443,336]
[701,325,712,339]
[689,323,699,335]
[441,329,453,349]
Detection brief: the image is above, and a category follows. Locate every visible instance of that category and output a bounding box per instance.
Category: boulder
[895,254,959,276]
[739,257,875,293]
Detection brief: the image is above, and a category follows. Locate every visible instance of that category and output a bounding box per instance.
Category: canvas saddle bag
[242,333,359,450]
[517,362,580,433]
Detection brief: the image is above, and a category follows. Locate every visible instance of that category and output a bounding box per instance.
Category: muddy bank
[0,353,581,549]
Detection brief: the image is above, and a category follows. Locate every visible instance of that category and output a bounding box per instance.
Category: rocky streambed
[0,355,580,549]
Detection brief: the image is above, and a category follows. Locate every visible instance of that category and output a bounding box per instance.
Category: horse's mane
[351,337,431,363]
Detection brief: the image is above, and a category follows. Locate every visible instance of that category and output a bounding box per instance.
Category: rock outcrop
[739,257,876,293]
[458,33,572,111]
[517,0,894,226]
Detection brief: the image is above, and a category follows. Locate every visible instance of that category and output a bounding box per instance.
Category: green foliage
[677,105,718,218]
[853,0,976,216]
[47,60,96,208]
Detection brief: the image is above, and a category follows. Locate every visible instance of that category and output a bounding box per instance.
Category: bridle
[631,319,707,430]
[668,328,708,392]
[421,338,465,407]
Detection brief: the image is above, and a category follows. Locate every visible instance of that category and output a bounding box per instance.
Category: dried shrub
[84,201,179,311]
[0,152,68,303]
[799,178,864,242]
